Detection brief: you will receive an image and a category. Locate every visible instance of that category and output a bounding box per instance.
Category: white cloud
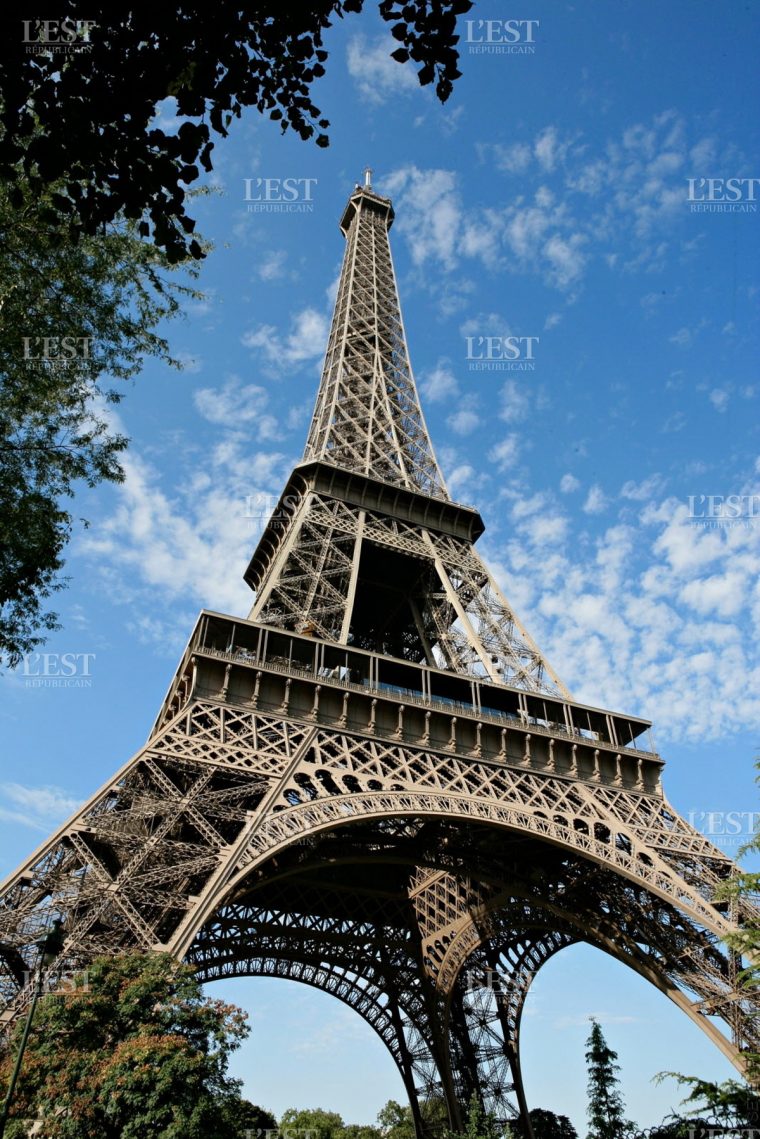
[489,434,520,472]
[445,463,485,501]
[499,379,531,424]
[419,361,459,402]
[241,307,328,370]
[620,474,663,501]
[485,485,760,742]
[709,388,729,412]
[534,126,568,172]
[669,327,692,347]
[346,35,418,105]
[384,166,462,269]
[81,443,289,622]
[679,571,745,618]
[583,485,609,514]
[0,783,81,831]
[447,408,480,435]
[543,232,587,288]
[256,250,287,281]
[194,376,278,439]
[493,142,532,173]
[560,473,580,493]
[385,114,743,297]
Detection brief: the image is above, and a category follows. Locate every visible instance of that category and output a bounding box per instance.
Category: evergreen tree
[585,1020,632,1139]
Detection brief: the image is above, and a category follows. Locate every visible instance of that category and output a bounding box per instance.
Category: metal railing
[197,644,657,760]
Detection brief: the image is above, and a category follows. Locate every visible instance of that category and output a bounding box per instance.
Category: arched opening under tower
[184,808,744,1135]
[200,974,408,1124]
[517,941,742,1131]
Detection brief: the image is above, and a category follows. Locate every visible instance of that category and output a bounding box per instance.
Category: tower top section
[305,178,446,500]
[339,179,395,236]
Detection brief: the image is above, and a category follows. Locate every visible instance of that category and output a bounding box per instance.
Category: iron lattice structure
[1,177,758,1132]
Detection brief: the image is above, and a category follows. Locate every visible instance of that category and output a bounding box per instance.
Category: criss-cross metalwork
[1,178,756,1135]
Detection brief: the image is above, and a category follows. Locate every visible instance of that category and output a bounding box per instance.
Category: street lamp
[0,920,65,1139]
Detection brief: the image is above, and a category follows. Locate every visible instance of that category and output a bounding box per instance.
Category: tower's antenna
[363,166,373,190]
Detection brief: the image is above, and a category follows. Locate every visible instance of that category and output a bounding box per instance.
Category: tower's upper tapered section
[246,179,570,699]
[302,184,449,500]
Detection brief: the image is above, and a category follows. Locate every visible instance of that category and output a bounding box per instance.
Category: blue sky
[2,0,760,1130]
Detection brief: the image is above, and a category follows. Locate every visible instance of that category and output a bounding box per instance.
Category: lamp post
[0,920,65,1139]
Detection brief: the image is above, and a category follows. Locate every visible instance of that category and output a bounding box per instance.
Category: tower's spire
[363,165,373,189]
[302,179,448,500]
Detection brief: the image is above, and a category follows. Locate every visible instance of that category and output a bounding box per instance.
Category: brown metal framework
[0,178,757,1133]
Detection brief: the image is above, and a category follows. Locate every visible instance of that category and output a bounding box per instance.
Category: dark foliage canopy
[0,2,472,261]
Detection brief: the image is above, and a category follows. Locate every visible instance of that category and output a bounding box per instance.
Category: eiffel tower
[1,170,757,1131]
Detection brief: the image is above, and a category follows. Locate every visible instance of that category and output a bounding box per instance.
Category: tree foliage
[447,1094,503,1139]
[657,758,760,1116]
[653,1075,760,1132]
[0,176,202,665]
[228,1099,278,1136]
[0,2,473,261]
[377,1096,449,1139]
[275,1107,383,1139]
[0,951,254,1138]
[513,1108,578,1139]
[339,1126,384,1139]
[585,1020,634,1139]
[279,1107,347,1139]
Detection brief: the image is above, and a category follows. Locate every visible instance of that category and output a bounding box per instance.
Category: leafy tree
[653,1075,760,1132]
[225,1099,278,1136]
[0,951,250,1138]
[0,175,202,665]
[513,1108,577,1139]
[640,1117,717,1139]
[377,1099,416,1139]
[279,1107,346,1139]
[339,1126,384,1139]
[0,2,473,262]
[447,1094,503,1139]
[585,1020,634,1139]
[377,1096,449,1139]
